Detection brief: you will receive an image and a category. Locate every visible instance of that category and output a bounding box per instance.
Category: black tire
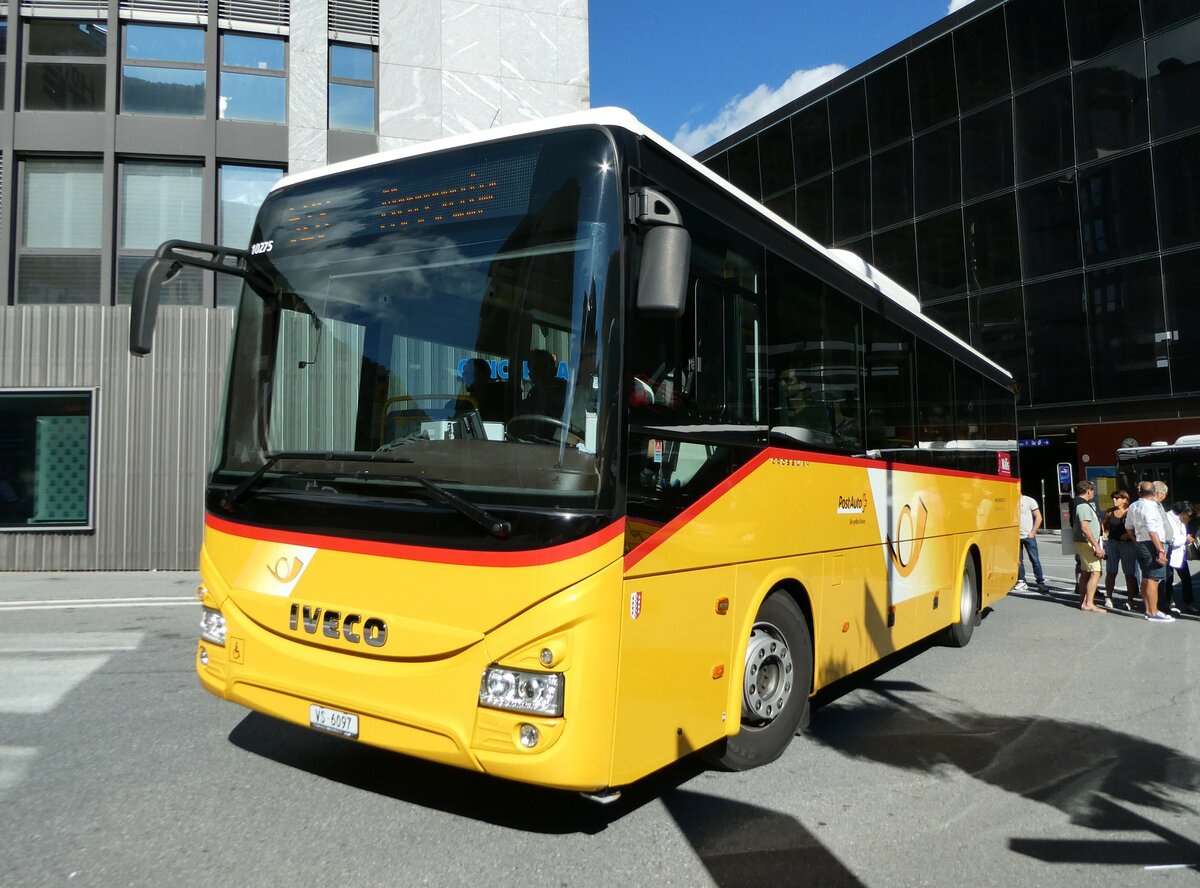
[705,591,813,771]
[943,557,979,648]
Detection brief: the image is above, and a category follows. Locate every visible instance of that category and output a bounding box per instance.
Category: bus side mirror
[636,224,690,317]
[130,257,180,356]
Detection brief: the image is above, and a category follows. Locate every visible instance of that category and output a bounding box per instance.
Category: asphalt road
[1,539,1197,888]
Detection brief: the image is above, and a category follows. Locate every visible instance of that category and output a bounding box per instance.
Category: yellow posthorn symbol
[887,498,928,578]
[267,556,305,583]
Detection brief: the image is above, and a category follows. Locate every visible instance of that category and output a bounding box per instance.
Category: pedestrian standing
[1102,490,1139,610]
[1071,481,1106,613]
[1015,493,1048,592]
[1128,481,1174,622]
[1162,500,1195,616]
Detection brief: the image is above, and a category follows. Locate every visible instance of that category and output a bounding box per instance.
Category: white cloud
[672,65,847,155]
[947,0,976,12]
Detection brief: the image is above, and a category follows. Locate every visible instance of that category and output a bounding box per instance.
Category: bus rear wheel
[705,591,813,771]
[942,557,979,648]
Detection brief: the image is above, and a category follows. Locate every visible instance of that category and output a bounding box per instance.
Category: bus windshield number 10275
[130,108,1019,796]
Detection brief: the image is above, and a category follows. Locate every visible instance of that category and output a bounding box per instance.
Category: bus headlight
[199,607,227,647]
[479,667,563,717]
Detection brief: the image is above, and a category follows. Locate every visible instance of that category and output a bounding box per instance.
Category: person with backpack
[1071,480,1106,613]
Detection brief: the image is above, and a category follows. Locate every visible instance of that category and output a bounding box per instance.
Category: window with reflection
[795,175,832,244]
[1025,274,1091,404]
[702,152,729,181]
[862,313,915,451]
[16,158,103,304]
[1,20,7,110]
[1162,248,1200,392]
[1073,43,1148,163]
[829,82,868,165]
[1065,0,1142,64]
[758,119,795,198]
[908,35,957,133]
[961,101,1013,200]
[764,189,796,228]
[218,164,285,306]
[954,8,1010,112]
[1006,0,1069,88]
[1155,132,1200,249]
[766,253,862,451]
[24,20,107,111]
[1015,75,1074,182]
[122,24,205,117]
[914,121,960,215]
[972,288,1029,406]
[954,366,984,442]
[727,137,761,200]
[329,43,376,132]
[915,342,955,447]
[923,296,971,343]
[964,194,1020,291]
[117,161,204,305]
[1147,17,1200,139]
[1086,260,1169,399]
[220,33,286,124]
[791,102,832,178]
[917,209,967,300]
[871,141,913,228]
[866,60,910,150]
[1142,1,1200,34]
[1078,150,1157,264]
[1018,175,1081,278]
[834,159,870,242]
[872,224,918,296]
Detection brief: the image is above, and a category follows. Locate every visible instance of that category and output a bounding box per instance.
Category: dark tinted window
[764,189,796,227]
[863,313,915,451]
[1078,150,1157,263]
[702,152,729,181]
[955,366,986,443]
[872,224,918,295]
[1018,175,1081,278]
[1086,259,1169,398]
[1065,0,1142,64]
[1162,248,1200,392]
[961,101,1013,200]
[834,159,870,241]
[829,82,869,165]
[1015,75,1075,182]
[973,288,1029,406]
[791,102,832,178]
[917,209,967,300]
[796,175,833,243]
[29,20,106,55]
[871,141,913,229]
[964,194,1020,290]
[1025,274,1092,403]
[866,60,911,149]
[924,296,971,342]
[1147,18,1200,139]
[915,342,955,445]
[840,236,873,265]
[1142,1,1200,34]
[727,137,761,200]
[1006,0,1070,89]
[1073,42,1149,163]
[759,119,795,197]
[1154,132,1200,249]
[908,35,958,132]
[914,122,961,215]
[955,9,1011,112]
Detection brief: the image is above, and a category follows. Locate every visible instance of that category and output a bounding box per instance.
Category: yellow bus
[130,108,1019,797]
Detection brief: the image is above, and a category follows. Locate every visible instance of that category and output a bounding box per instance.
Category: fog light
[199,646,209,666]
[199,607,226,646]
[479,666,563,717]
[539,647,554,666]
[519,724,540,748]
[195,584,208,602]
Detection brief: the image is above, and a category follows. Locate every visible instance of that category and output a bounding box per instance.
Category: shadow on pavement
[808,683,1200,870]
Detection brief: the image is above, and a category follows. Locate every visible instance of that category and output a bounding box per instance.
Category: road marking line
[0,632,146,654]
[0,596,196,612]
[0,655,113,714]
[0,747,38,802]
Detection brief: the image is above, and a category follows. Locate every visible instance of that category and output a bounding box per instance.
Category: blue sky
[589,0,977,153]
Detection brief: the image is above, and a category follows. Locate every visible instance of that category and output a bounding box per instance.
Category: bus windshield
[211,128,623,549]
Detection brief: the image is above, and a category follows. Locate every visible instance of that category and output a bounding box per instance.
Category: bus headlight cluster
[479,667,563,717]
[199,607,227,646]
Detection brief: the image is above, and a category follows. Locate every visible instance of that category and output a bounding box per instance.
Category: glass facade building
[698,0,1200,490]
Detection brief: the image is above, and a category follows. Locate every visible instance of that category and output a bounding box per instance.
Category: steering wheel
[506,414,576,445]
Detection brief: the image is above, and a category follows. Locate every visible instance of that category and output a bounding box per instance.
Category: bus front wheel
[942,558,979,648]
[705,591,813,771]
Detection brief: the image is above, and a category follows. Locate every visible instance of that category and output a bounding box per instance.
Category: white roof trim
[272,107,1011,381]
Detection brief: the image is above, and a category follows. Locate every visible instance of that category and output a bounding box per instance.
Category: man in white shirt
[1127,481,1174,623]
[1015,493,1047,592]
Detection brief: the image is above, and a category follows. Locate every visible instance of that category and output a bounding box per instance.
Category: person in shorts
[1071,481,1106,613]
[1128,481,1173,623]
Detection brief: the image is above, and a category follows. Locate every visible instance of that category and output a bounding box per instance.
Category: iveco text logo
[250,240,274,255]
[288,603,388,647]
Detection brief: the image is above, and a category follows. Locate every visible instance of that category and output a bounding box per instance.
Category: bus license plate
[309,704,358,738]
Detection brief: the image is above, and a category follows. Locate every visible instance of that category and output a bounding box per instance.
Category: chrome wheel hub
[742,622,793,726]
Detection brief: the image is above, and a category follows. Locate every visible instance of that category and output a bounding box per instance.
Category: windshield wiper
[220,451,414,511]
[415,476,511,540]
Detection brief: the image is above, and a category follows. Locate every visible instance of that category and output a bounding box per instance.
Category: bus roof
[272,107,1012,382]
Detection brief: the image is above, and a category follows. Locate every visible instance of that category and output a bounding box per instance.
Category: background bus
[130,108,1019,796]
[1117,436,1200,505]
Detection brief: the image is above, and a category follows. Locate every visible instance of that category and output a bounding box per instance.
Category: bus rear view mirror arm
[633,187,690,317]
[129,240,273,356]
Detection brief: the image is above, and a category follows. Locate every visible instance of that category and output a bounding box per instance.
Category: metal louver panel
[329,0,378,43]
[118,0,206,23]
[219,0,289,34]
[20,0,109,17]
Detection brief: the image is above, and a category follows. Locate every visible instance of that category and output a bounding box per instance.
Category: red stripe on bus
[205,513,625,568]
